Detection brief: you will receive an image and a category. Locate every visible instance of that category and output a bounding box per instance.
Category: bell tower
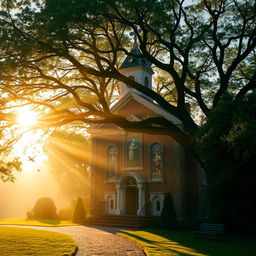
[119,32,154,97]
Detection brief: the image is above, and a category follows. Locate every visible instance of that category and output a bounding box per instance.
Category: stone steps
[91,215,152,228]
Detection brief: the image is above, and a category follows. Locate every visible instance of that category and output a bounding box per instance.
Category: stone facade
[89,44,205,222]
[89,96,204,221]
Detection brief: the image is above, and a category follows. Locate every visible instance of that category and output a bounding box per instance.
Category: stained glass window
[106,145,118,180]
[150,143,164,179]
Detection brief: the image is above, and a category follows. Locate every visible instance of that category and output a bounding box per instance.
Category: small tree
[72,197,85,224]
[161,193,177,229]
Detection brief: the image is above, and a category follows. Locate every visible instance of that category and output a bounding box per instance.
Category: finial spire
[129,29,141,49]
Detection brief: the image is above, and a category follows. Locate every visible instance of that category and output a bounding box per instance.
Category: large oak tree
[0,0,256,224]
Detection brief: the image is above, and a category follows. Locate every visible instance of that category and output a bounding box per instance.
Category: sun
[17,107,38,127]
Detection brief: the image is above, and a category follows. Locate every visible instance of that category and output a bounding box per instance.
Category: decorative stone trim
[149,192,165,216]
[104,192,117,215]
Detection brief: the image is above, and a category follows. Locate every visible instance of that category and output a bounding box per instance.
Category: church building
[89,39,206,224]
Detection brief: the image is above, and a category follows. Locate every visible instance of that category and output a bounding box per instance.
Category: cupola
[119,32,154,97]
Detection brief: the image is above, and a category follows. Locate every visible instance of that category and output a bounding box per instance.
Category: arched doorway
[115,172,146,216]
[125,177,138,215]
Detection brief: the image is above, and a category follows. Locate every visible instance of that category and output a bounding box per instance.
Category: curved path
[3,225,145,256]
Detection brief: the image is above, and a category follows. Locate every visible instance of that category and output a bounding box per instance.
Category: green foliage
[72,197,85,224]
[160,193,177,229]
[27,197,57,219]
[0,0,255,144]
[196,92,256,229]
[196,92,256,166]
[0,158,22,182]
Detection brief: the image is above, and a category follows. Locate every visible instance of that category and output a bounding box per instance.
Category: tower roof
[119,47,154,74]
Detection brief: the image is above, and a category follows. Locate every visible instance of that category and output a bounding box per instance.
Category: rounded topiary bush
[30,197,57,219]
[72,197,85,224]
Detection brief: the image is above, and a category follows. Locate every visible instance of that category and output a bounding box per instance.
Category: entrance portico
[115,172,146,216]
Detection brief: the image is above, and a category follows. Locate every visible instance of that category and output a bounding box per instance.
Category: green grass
[118,229,256,256]
[0,218,77,226]
[0,226,77,256]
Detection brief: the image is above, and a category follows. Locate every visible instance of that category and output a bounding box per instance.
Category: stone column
[137,183,145,216]
[115,183,121,215]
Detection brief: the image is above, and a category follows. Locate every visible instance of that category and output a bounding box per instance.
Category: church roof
[120,48,154,74]
[111,90,181,125]
[88,90,182,134]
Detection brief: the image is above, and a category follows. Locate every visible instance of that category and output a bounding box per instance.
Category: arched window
[150,194,164,216]
[125,133,143,169]
[106,145,118,181]
[144,77,149,88]
[150,142,164,180]
[104,192,116,214]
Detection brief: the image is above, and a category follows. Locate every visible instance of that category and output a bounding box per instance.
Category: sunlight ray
[49,137,91,162]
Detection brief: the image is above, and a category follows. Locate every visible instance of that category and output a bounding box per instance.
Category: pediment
[88,90,181,134]
[111,90,181,124]
[127,114,141,121]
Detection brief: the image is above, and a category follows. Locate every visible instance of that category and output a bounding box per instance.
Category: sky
[0,115,89,218]
[0,160,68,218]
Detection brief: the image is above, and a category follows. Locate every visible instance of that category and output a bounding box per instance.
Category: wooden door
[125,186,138,215]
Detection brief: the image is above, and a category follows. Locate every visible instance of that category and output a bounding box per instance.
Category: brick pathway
[3,225,145,256]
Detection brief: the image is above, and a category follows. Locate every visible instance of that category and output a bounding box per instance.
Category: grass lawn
[0,218,77,226]
[0,226,77,256]
[118,229,256,256]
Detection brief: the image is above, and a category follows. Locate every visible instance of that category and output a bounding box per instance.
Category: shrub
[72,197,85,224]
[58,206,73,220]
[26,210,34,219]
[160,193,177,229]
[27,197,57,219]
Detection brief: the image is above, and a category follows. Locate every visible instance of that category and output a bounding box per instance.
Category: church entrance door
[125,177,138,215]
[125,186,138,215]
